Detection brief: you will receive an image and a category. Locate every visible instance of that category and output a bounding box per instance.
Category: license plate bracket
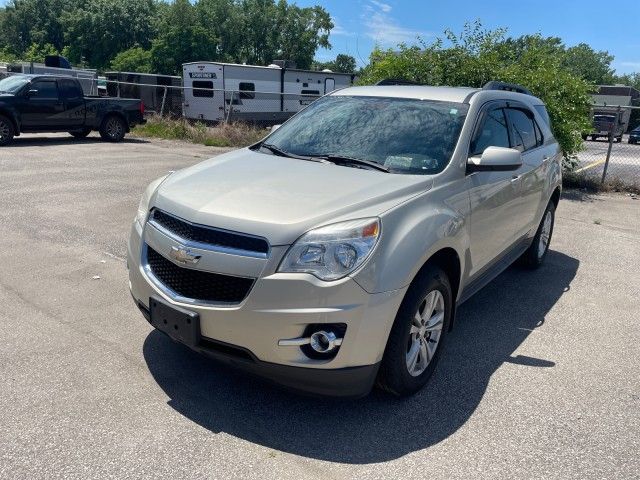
[149,296,200,346]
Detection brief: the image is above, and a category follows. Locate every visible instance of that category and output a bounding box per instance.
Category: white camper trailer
[182,62,354,123]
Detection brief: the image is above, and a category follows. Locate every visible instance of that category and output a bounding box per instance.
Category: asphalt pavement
[1,133,639,479]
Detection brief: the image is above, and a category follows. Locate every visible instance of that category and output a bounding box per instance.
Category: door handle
[511,174,520,181]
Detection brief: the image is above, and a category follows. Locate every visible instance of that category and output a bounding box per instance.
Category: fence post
[160,86,168,116]
[225,90,234,123]
[601,106,620,184]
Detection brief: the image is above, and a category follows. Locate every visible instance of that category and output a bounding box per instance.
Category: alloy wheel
[406,289,445,377]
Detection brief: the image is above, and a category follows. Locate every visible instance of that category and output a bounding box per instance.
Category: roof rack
[483,81,532,96]
[375,78,422,86]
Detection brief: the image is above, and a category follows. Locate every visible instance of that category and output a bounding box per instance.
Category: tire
[69,128,91,138]
[615,136,622,143]
[0,114,15,146]
[376,266,452,397]
[518,201,556,269]
[99,115,127,142]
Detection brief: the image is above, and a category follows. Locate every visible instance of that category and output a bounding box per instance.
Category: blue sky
[296,0,640,74]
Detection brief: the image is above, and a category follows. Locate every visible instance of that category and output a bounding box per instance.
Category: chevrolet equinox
[128,81,561,397]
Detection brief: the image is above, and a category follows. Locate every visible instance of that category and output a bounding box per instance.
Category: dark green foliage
[0,0,333,73]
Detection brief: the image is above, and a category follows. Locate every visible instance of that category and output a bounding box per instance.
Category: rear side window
[471,108,510,156]
[506,108,539,152]
[239,82,255,99]
[534,105,551,127]
[30,80,58,99]
[59,79,83,100]
[192,81,213,98]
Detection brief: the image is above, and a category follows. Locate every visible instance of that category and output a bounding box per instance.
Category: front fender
[352,183,470,296]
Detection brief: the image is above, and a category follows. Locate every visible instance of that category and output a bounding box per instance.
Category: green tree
[23,42,59,63]
[62,0,158,69]
[150,0,218,75]
[312,54,357,73]
[562,43,614,85]
[359,22,592,163]
[110,46,153,73]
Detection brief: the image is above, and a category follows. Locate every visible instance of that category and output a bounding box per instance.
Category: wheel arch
[100,110,129,132]
[550,186,561,208]
[0,109,20,135]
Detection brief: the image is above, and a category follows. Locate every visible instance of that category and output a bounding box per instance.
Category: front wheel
[377,266,452,397]
[99,115,127,142]
[0,115,15,146]
[518,201,556,269]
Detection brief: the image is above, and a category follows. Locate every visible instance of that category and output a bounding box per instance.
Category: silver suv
[128,82,561,397]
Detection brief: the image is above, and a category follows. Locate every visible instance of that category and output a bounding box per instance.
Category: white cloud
[369,0,392,13]
[363,1,430,46]
[331,17,355,37]
[618,61,640,69]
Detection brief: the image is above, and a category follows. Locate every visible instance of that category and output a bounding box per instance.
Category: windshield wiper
[259,143,328,163]
[314,154,390,173]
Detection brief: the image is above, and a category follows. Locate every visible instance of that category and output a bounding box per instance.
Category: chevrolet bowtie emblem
[170,246,201,264]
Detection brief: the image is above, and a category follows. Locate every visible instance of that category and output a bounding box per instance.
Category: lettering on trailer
[189,72,217,79]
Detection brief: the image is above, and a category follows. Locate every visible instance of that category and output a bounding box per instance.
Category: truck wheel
[615,136,622,143]
[69,128,91,138]
[518,201,556,269]
[0,115,15,146]
[376,266,452,397]
[99,115,126,142]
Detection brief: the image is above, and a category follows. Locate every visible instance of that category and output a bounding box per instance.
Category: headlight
[135,173,172,226]
[278,218,381,281]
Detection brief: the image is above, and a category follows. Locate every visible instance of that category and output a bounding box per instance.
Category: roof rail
[483,81,532,96]
[375,78,422,86]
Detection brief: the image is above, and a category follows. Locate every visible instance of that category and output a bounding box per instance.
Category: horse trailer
[182,62,354,123]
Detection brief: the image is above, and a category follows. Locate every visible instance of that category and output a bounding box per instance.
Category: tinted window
[192,81,213,98]
[239,82,255,99]
[507,108,538,152]
[534,105,551,126]
[59,79,83,99]
[30,80,58,99]
[265,96,469,175]
[471,108,510,155]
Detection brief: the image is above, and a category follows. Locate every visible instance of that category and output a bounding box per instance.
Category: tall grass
[132,115,268,148]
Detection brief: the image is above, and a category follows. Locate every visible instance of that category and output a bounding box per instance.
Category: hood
[153,148,432,245]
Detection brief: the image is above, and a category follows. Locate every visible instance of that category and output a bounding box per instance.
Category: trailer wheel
[99,115,126,142]
[0,115,15,146]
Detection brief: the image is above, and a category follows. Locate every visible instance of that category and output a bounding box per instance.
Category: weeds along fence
[574,105,640,190]
[105,79,326,124]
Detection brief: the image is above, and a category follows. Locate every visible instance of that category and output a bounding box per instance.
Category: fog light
[310,330,339,353]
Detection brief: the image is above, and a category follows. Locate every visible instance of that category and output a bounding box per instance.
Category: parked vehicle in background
[0,74,145,146]
[629,126,640,144]
[586,113,626,142]
[182,61,354,123]
[106,71,182,116]
[128,81,562,398]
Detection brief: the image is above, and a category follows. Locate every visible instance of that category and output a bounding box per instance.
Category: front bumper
[128,220,406,396]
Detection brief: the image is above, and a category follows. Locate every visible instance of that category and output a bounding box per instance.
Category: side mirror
[270,124,281,132]
[467,146,522,172]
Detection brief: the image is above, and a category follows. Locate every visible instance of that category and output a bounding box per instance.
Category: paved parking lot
[1,133,639,479]
[576,134,640,183]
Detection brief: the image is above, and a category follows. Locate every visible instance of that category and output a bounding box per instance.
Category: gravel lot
[1,133,639,479]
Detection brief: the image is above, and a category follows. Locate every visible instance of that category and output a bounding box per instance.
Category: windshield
[0,75,30,94]
[263,95,469,175]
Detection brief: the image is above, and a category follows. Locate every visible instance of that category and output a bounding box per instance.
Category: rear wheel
[518,201,555,269]
[69,128,91,138]
[0,115,15,146]
[377,266,452,397]
[99,115,126,142]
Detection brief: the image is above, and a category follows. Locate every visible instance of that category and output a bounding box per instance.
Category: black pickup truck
[0,74,145,146]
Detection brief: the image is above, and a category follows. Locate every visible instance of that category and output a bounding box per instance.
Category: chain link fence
[574,105,640,189]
